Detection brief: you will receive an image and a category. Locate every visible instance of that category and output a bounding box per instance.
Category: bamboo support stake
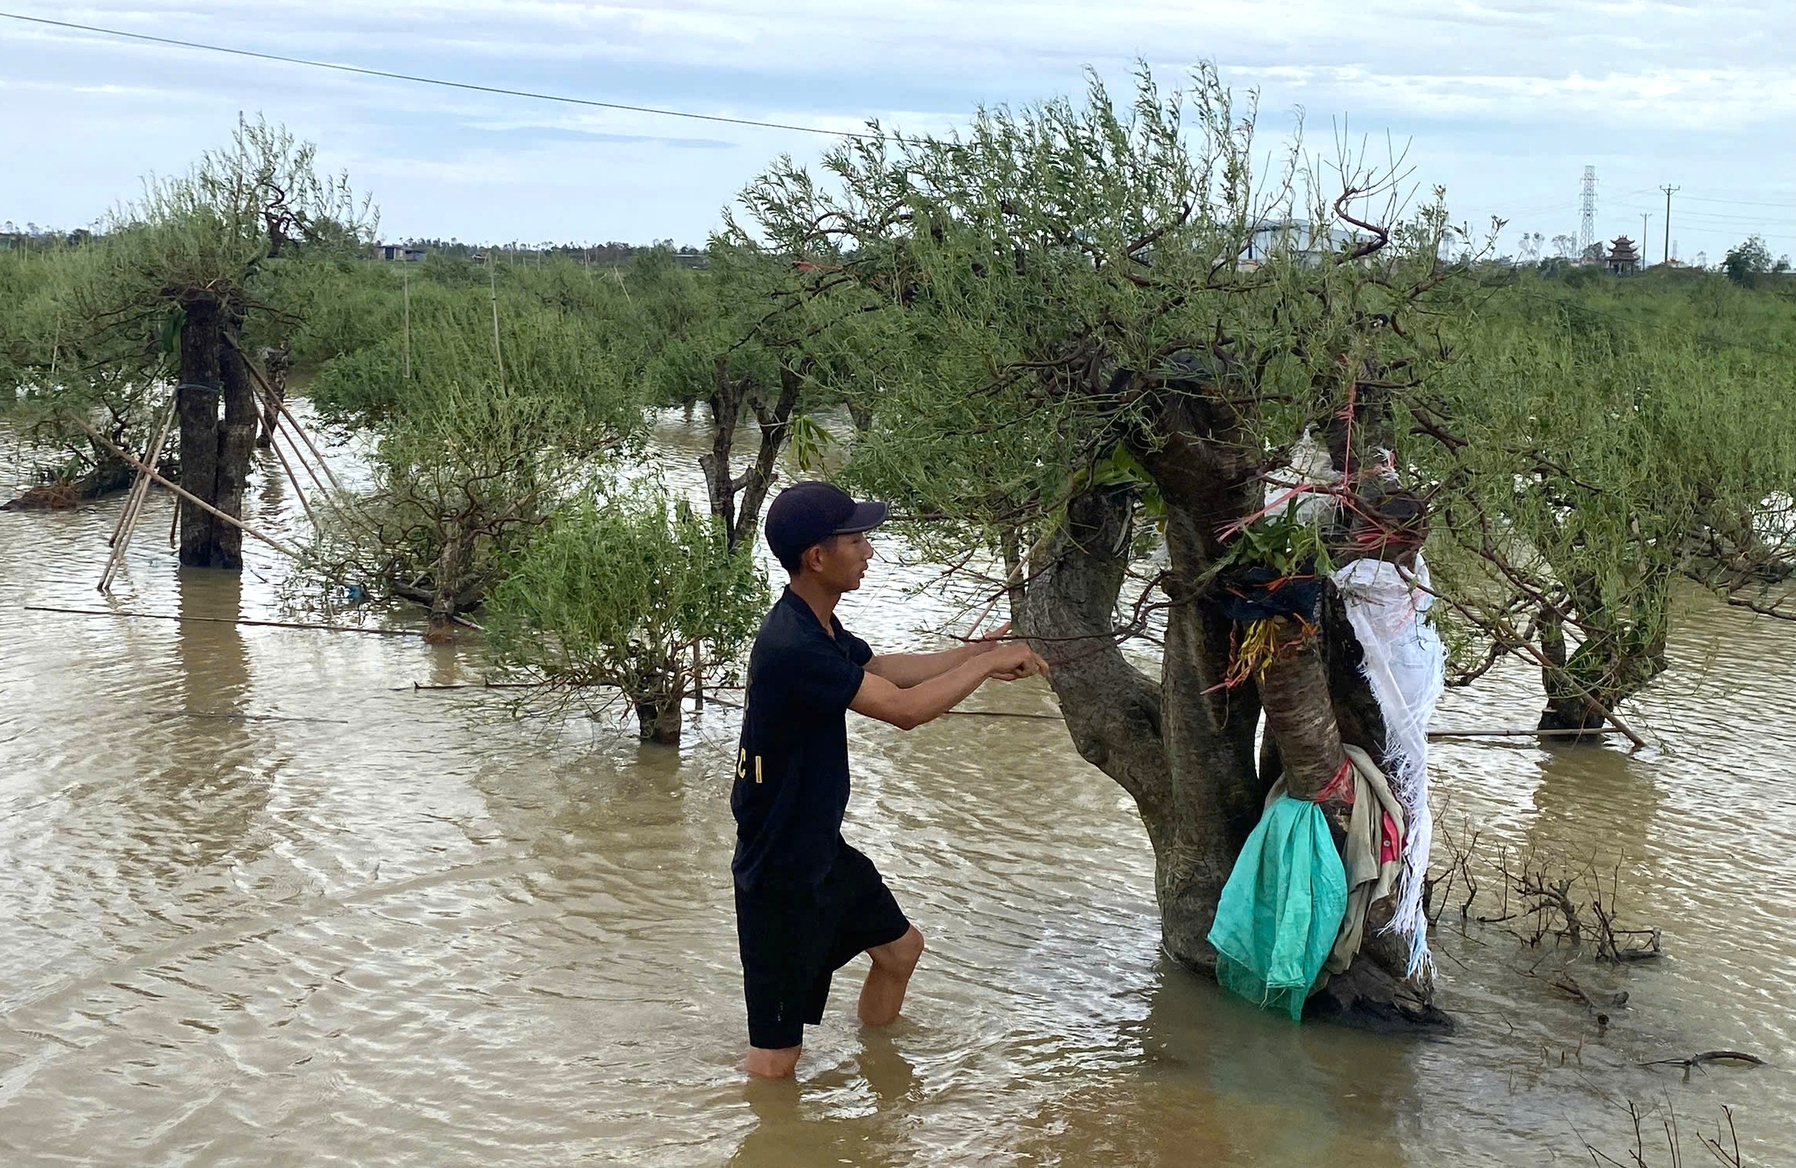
[224,338,346,494]
[98,397,179,592]
[247,375,328,508]
[273,396,344,493]
[106,395,177,549]
[264,420,319,529]
[272,407,331,498]
[71,417,302,560]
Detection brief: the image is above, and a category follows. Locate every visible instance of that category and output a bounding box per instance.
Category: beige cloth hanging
[1324,745,1407,975]
[1265,743,1408,986]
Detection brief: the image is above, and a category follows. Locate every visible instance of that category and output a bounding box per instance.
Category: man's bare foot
[744,1044,801,1078]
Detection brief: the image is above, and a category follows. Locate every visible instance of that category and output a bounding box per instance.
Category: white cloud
[1,0,1792,254]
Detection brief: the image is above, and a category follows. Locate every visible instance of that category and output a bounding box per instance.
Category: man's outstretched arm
[864,622,1013,688]
[850,640,1047,731]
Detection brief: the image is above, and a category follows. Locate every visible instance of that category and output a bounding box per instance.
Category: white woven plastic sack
[1330,554,1444,974]
[1262,427,1341,526]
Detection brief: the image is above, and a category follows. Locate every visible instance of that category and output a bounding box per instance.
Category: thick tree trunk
[733,365,803,550]
[212,311,258,570]
[1021,459,1447,1027]
[699,358,744,543]
[1536,580,1666,742]
[1020,485,1262,969]
[176,296,222,568]
[1536,613,1621,741]
[632,670,683,744]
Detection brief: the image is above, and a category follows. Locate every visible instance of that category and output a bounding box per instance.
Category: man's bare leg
[858,926,925,1027]
[744,1044,801,1078]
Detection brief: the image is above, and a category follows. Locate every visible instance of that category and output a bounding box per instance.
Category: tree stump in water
[634,694,683,745]
[2,457,138,511]
[1306,926,1453,1034]
[2,482,82,511]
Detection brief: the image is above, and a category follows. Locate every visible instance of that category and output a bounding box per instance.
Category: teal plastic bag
[1206,794,1348,1021]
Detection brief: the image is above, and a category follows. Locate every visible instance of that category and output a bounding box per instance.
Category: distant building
[378,243,427,262]
[1604,236,1640,275]
[1242,218,1360,267]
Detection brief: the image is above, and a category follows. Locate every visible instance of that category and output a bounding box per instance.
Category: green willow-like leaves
[1419,268,1796,710]
[482,489,768,714]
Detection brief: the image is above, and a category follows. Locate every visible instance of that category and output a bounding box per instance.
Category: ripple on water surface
[2,417,1792,1166]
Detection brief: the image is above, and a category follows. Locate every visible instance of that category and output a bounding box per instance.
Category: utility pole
[1641,212,1652,267]
[1661,185,1679,266]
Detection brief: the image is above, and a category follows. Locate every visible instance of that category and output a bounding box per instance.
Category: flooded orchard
[1,413,1792,1166]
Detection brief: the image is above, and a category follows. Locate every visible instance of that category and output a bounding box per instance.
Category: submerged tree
[483,488,767,743]
[305,290,640,633]
[617,239,893,551]
[741,65,1478,1025]
[1429,273,1796,735]
[0,241,151,508]
[27,116,375,563]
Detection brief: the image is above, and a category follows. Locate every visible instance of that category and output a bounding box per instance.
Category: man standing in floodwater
[732,481,1049,1078]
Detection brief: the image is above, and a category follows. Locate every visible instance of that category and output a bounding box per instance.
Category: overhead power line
[1683,193,1796,210]
[0,10,871,141]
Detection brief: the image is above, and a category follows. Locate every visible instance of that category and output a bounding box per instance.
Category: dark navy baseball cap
[765,481,888,571]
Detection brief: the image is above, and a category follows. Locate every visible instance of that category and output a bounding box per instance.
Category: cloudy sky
[3,1,1794,264]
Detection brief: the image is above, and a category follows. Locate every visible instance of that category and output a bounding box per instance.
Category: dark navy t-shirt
[731,588,873,890]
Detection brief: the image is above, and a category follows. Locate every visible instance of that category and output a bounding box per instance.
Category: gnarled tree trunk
[1021,483,1264,965]
[1021,409,1448,1029]
[174,294,259,570]
[631,664,685,745]
[1535,605,1665,743]
[698,357,804,552]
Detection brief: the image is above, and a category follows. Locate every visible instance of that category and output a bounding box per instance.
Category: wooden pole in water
[71,417,301,559]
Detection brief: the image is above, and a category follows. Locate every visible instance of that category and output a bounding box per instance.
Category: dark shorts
[734,841,911,1050]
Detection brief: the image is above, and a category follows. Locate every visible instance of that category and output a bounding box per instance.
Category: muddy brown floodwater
[1,409,1792,1166]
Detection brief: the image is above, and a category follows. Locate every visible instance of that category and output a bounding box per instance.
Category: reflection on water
[0,412,1791,1165]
